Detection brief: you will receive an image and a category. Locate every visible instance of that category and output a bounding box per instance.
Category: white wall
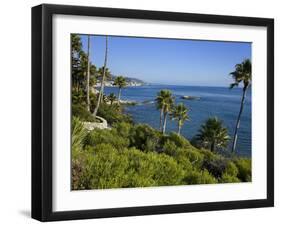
[0,0,279,225]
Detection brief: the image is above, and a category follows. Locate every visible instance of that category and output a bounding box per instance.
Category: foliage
[184,170,218,184]
[129,124,162,152]
[113,76,127,88]
[71,117,87,152]
[170,103,190,135]
[220,173,240,183]
[72,144,185,189]
[194,117,230,152]
[71,117,252,190]
[233,158,252,182]
[229,59,252,90]
[72,89,86,105]
[107,93,117,105]
[72,104,96,122]
[71,34,96,92]
[97,102,132,125]
[85,128,130,151]
[155,90,174,133]
[165,132,192,148]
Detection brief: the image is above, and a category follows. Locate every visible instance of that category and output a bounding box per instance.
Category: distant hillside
[95,74,146,87]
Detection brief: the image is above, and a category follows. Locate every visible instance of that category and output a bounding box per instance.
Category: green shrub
[202,157,228,178]
[72,89,86,105]
[124,150,185,187]
[71,117,87,153]
[184,170,218,184]
[72,149,93,190]
[162,140,178,156]
[164,132,191,148]
[220,173,240,183]
[121,148,156,187]
[97,103,132,125]
[72,144,186,189]
[225,161,239,177]
[147,152,185,186]
[87,144,129,189]
[85,128,129,150]
[174,148,204,170]
[234,158,252,182]
[112,121,132,138]
[130,124,161,152]
[72,104,96,122]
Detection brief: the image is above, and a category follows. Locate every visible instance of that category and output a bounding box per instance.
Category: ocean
[104,85,252,157]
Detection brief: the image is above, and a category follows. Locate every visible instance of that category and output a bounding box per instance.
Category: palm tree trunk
[231,87,247,152]
[177,122,181,135]
[93,36,108,117]
[159,107,164,131]
[163,112,168,135]
[117,87,121,104]
[86,35,90,112]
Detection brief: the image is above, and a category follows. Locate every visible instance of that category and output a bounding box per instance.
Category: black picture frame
[32,4,274,222]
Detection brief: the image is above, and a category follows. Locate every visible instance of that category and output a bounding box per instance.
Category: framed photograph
[32,4,274,221]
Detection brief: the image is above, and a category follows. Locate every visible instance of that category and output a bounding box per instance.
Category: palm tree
[155,90,174,133]
[95,66,111,102]
[155,90,166,131]
[86,35,91,111]
[107,93,117,105]
[170,103,189,135]
[155,90,174,134]
[162,94,174,135]
[196,117,230,152]
[113,76,127,103]
[229,59,252,152]
[93,36,108,118]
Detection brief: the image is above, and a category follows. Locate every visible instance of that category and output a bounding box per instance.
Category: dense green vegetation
[71,34,252,190]
[72,117,251,190]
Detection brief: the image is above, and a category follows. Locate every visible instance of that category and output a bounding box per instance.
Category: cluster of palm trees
[102,76,127,105]
[155,58,251,153]
[83,35,128,117]
[155,90,189,135]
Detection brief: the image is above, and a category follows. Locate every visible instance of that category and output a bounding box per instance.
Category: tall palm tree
[107,93,117,105]
[170,103,189,135]
[86,35,91,111]
[113,76,127,103]
[162,94,174,135]
[95,66,111,102]
[229,59,252,152]
[155,90,166,131]
[93,36,108,118]
[155,90,174,134]
[196,117,230,152]
[155,90,174,133]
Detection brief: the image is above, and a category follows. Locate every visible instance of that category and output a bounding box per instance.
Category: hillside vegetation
[72,114,251,190]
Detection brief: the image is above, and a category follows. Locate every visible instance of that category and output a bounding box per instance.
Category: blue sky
[79,34,251,87]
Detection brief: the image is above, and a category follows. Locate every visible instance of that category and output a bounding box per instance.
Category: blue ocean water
[104,85,251,156]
